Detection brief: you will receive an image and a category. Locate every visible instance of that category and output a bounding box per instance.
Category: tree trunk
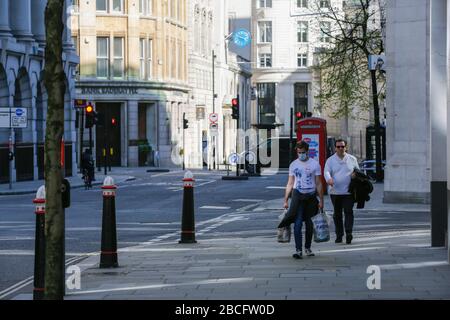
[43,0,66,300]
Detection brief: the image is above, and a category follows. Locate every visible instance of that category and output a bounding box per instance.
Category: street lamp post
[212,50,217,170]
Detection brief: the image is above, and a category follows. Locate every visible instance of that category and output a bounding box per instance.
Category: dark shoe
[346,234,353,244]
[292,251,303,259]
[305,248,315,257]
[335,236,343,243]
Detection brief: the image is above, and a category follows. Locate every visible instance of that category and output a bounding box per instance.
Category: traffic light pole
[79,110,85,173]
[289,108,293,165]
[370,69,383,182]
[236,115,239,177]
[183,112,186,171]
[212,50,216,171]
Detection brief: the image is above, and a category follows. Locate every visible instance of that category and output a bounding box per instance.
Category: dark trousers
[290,190,316,251]
[330,194,354,237]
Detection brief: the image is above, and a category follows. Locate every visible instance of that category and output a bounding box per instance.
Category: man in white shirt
[324,139,359,244]
[283,140,324,259]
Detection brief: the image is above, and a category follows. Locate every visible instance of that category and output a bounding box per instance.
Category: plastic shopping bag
[277,209,291,243]
[311,208,330,243]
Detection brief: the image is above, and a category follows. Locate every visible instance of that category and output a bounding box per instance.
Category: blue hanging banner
[233,29,251,48]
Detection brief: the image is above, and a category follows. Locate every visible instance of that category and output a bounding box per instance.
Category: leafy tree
[311,0,385,119]
[43,0,66,300]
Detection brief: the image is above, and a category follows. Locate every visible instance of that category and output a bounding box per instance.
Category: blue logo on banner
[233,29,251,48]
[309,141,318,148]
[15,108,23,116]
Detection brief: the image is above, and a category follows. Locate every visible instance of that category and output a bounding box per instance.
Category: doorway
[95,103,121,167]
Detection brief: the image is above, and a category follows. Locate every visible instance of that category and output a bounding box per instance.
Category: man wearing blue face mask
[283,140,324,259]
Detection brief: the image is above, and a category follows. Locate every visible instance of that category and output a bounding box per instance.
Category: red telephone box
[296,117,327,191]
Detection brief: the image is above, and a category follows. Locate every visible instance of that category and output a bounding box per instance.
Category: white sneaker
[305,248,315,257]
[292,250,303,259]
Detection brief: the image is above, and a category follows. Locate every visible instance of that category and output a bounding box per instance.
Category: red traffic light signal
[86,104,94,113]
[231,96,239,120]
[111,117,117,126]
[296,112,302,119]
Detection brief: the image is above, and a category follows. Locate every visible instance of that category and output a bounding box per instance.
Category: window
[139,0,152,15]
[258,21,272,43]
[139,39,145,79]
[297,0,308,8]
[259,0,272,8]
[259,53,272,68]
[294,83,308,116]
[171,0,176,18]
[113,37,124,78]
[320,0,330,8]
[320,21,331,42]
[297,21,308,42]
[97,37,109,78]
[257,83,276,124]
[112,0,123,12]
[148,39,153,79]
[297,53,307,67]
[96,0,108,11]
[72,0,80,12]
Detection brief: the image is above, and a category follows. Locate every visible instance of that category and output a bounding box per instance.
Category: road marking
[200,206,231,210]
[0,255,90,300]
[266,186,285,189]
[232,199,263,203]
[171,179,216,192]
[67,277,254,296]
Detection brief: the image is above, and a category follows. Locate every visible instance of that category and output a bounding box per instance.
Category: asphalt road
[0,169,289,295]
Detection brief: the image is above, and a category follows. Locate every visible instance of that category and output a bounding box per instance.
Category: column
[31,0,46,46]
[9,0,34,42]
[127,100,139,167]
[383,1,431,203]
[447,1,450,262]
[430,0,448,247]
[0,0,12,38]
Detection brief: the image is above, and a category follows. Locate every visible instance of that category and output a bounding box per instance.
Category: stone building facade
[0,0,78,183]
[186,0,252,169]
[250,0,374,159]
[71,0,189,168]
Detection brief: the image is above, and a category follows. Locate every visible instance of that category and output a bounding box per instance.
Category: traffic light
[111,117,117,127]
[183,118,188,129]
[295,112,303,121]
[231,96,239,120]
[85,103,95,128]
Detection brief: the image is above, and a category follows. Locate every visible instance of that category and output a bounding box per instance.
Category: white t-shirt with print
[289,158,322,194]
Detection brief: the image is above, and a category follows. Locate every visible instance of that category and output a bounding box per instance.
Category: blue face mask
[298,153,308,161]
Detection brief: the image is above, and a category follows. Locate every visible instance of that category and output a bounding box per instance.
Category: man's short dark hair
[296,140,309,151]
[335,139,347,147]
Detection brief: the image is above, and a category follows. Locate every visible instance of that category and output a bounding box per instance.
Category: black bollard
[179,171,197,243]
[33,186,46,300]
[99,176,119,268]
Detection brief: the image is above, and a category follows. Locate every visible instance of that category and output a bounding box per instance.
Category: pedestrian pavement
[0,167,165,196]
